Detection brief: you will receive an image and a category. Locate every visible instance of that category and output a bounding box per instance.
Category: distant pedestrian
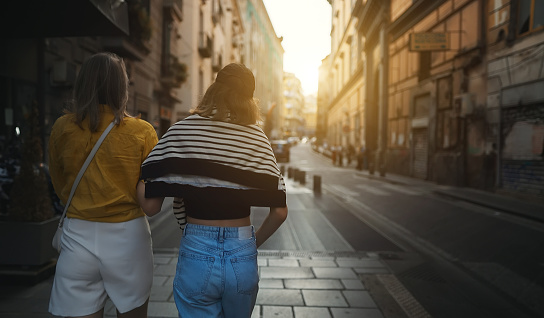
[137,63,288,317]
[356,144,365,170]
[48,53,158,318]
[347,144,355,165]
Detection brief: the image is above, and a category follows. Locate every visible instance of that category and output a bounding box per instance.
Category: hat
[215,63,255,98]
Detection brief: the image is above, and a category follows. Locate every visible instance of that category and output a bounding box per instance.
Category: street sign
[409,32,450,51]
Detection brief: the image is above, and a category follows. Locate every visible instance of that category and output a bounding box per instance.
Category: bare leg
[117,299,149,318]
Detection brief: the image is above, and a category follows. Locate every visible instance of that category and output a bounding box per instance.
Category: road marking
[381,183,422,196]
[355,184,390,196]
[330,184,360,197]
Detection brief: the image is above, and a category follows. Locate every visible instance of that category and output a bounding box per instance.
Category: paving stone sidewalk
[101,250,412,318]
[1,249,418,318]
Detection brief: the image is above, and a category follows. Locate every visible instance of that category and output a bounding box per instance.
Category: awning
[1,0,129,38]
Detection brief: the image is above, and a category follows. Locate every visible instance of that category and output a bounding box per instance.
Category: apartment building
[486,0,544,200]
[237,0,284,137]
[177,0,244,123]
[325,0,367,169]
[322,0,544,201]
[282,72,305,139]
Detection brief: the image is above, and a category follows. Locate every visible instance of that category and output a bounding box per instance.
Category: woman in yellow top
[48,52,158,318]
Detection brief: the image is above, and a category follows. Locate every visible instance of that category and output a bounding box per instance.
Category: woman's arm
[255,206,288,247]
[137,181,165,217]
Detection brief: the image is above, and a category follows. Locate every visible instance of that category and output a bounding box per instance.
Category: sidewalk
[2,164,543,318]
[0,249,423,318]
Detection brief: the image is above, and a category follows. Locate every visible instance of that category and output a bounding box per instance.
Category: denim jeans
[173,223,259,318]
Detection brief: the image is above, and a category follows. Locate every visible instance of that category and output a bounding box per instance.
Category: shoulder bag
[52,121,115,253]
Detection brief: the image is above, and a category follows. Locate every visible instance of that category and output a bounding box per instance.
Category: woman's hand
[137,181,165,217]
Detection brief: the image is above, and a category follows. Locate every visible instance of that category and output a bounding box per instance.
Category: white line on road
[330,184,360,197]
[381,183,423,196]
[355,184,390,196]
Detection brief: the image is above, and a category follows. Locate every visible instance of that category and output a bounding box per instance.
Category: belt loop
[218,227,224,243]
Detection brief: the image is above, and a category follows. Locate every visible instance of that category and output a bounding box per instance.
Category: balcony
[101,0,152,61]
[164,0,183,22]
[161,55,187,88]
[198,32,213,58]
[212,52,222,72]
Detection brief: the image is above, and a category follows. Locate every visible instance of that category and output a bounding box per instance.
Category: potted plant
[128,0,153,52]
[172,59,188,88]
[0,104,58,268]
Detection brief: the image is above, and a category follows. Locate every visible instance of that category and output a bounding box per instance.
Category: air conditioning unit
[454,93,474,117]
[50,60,76,86]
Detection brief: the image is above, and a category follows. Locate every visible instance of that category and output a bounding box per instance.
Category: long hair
[69,52,131,132]
[191,63,261,125]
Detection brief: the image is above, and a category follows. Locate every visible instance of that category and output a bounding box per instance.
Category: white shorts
[49,217,153,317]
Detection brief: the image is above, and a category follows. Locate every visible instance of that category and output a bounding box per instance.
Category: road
[147,141,544,317]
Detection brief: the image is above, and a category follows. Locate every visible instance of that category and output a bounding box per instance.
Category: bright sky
[263,0,331,95]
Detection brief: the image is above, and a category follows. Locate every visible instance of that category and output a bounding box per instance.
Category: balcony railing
[198,32,213,58]
[164,0,183,22]
[212,52,222,72]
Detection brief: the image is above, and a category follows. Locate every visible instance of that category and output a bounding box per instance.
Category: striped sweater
[141,114,286,228]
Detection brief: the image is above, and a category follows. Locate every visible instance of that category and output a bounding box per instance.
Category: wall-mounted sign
[409,32,450,51]
[160,106,172,120]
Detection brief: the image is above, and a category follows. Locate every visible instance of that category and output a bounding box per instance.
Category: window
[418,51,431,81]
[518,0,544,35]
[350,36,358,75]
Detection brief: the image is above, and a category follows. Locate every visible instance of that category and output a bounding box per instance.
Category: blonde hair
[191,63,261,125]
[69,52,131,132]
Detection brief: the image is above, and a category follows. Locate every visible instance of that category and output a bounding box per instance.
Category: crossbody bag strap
[57,121,115,228]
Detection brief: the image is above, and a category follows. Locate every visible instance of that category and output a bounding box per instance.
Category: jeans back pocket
[175,251,215,296]
[230,253,259,295]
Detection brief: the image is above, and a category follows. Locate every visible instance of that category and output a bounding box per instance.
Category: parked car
[270,140,290,163]
[287,136,300,146]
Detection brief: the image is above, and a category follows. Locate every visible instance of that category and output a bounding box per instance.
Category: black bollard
[313,175,321,193]
[293,168,300,182]
[299,170,306,185]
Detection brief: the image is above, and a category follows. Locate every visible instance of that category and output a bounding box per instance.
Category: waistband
[183,223,254,239]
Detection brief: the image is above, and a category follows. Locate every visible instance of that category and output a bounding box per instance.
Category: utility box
[454,93,474,117]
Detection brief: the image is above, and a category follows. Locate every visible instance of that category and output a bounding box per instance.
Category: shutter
[500,104,544,198]
[412,128,428,179]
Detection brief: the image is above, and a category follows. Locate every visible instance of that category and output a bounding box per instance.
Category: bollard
[287,167,293,179]
[293,168,300,182]
[299,170,306,185]
[313,175,321,193]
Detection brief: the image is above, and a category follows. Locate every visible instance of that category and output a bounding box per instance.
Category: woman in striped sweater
[137,63,288,317]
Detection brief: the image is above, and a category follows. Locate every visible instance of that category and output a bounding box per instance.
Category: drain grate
[378,274,432,318]
[257,250,371,258]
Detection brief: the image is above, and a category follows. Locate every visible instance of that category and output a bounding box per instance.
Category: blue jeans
[173,224,259,318]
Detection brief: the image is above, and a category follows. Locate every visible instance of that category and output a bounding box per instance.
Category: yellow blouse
[48,107,158,223]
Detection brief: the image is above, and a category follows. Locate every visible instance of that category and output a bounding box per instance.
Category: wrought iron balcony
[198,32,213,58]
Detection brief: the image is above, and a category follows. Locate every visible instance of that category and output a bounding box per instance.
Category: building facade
[325,0,367,168]
[177,0,245,125]
[237,0,284,138]
[282,72,305,139]
[322,0,544,202]
[486,0,544,199]
[316,55,332,145]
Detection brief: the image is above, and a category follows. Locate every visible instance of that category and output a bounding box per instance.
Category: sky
[262,0,331,95]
